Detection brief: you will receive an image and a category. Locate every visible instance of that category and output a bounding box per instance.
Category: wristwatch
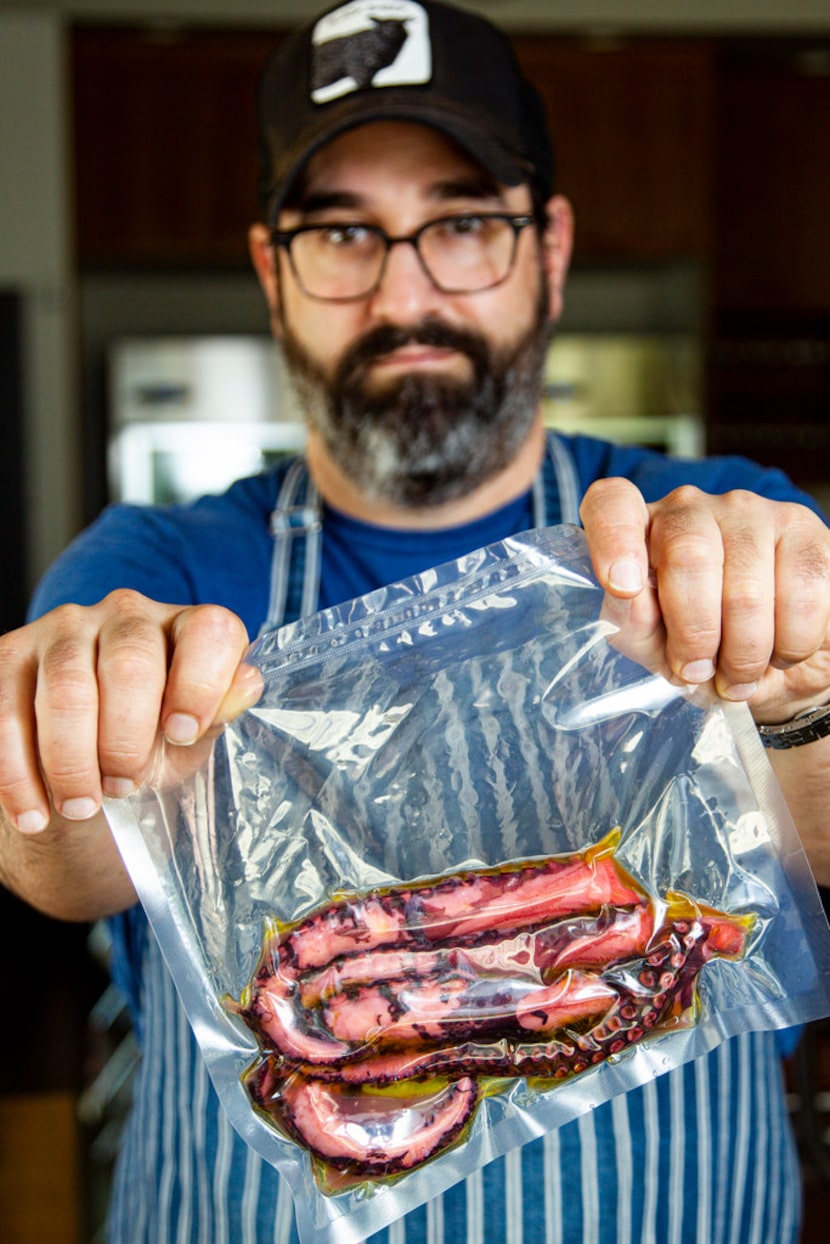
[757,703,830,750]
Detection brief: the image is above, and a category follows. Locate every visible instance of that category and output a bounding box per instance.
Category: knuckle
[165,607,249,717]
[98,738,147,774]
[724,643,769,678]
[792,536,830,586]
[194,604,248,645]
[101,586,152,615]
[99,649,158,690]
[39,634,81,681]
[0,668,20,719]
[0,771,36,811]
[0,623,30,667]
[174,607,250,670]
[652,490,710,553]
[660,483,743,525]
[724,579,766,618]
[37,603,94,680]
[657,531,715,573]
[726,525,761,571]
[780,497,826,531]
[789,589,826,627]
[774,606,825,667]
[43,757,86,785]
[38,647,96,709]
[100,591,159,643]
[772,643,813,669]
[100,633,163,683]
[42,757,97,791]
[719,488,758,514]
[775,501,828,574]
[98,593,169,686]
[49,600,95,634]
[666,483,705,509]
[679,623,721,656]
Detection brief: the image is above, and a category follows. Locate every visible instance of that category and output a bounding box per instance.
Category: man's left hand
[579,479,830,725]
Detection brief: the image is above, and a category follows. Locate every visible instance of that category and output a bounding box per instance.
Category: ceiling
[3,0,830,33]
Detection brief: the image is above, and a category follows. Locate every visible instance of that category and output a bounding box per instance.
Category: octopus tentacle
[297,904,656,1009]
[277,830,644,974]
[233,837,754,1181]
[272,1075,480,1177]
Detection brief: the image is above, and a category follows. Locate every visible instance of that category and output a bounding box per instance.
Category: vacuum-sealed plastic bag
[105,524,830,1244]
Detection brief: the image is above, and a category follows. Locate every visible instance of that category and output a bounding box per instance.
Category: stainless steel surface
[108,335,306,503]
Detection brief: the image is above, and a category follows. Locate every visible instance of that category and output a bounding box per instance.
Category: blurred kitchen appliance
[108,335,306,504]
[543,332,704,456]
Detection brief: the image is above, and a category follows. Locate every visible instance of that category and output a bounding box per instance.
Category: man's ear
[248,223,283,338]
[541,196,574,325]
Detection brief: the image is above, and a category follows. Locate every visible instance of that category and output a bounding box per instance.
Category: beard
[280,271,552,508]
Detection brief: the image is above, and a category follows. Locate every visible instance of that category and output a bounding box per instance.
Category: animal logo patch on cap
[310,0,432,105]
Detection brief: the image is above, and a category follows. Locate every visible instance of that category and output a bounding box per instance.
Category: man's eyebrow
[295,190,366,215]
[429,176,506,203]
[294,178,507,217]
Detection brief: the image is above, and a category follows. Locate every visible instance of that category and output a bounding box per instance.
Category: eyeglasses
[270,212,537,302]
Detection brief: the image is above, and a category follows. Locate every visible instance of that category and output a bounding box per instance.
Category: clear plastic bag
[105,524,830,1244]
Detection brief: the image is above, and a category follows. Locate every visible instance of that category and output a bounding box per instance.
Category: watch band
[757,703,830,750]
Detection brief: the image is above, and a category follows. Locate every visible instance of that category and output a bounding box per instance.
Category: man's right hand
[0,591,262,918]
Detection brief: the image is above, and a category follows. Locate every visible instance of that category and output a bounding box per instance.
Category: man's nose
[368,236,445,323]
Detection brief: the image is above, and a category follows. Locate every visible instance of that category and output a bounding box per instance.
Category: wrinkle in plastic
[105,525,830,1244]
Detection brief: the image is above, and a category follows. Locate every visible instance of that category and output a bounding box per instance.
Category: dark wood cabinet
[72,28,276,265]
[713,41,830,314]
[514,38,716,262]
[706,41,830,489]
[71,29,716,267]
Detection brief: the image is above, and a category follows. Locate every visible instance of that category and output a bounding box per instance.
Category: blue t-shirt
[31,431,822,635]
[30,433,818,1244]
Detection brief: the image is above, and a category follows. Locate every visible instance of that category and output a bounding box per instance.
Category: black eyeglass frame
[269,212,539,302]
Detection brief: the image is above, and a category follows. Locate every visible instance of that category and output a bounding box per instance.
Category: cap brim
[264,95,532,224]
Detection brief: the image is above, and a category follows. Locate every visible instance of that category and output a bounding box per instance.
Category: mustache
[335,317,489,388]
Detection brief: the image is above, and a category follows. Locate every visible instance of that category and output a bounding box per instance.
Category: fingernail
[722,682,758,702]
[608,559,644,593]
[239,666,265,701]
[680,659,716,684]
[18,809,49,835]
[102,776,136,799]
[60,796,100,821]
[164,713,200,746]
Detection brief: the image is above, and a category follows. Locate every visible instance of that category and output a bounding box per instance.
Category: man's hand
[0,590,263,836]
[579,480,830,725]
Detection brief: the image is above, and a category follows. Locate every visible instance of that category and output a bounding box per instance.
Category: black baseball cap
[258,0,555,225]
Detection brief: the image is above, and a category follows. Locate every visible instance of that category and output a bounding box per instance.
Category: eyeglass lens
[288,217,522,300]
